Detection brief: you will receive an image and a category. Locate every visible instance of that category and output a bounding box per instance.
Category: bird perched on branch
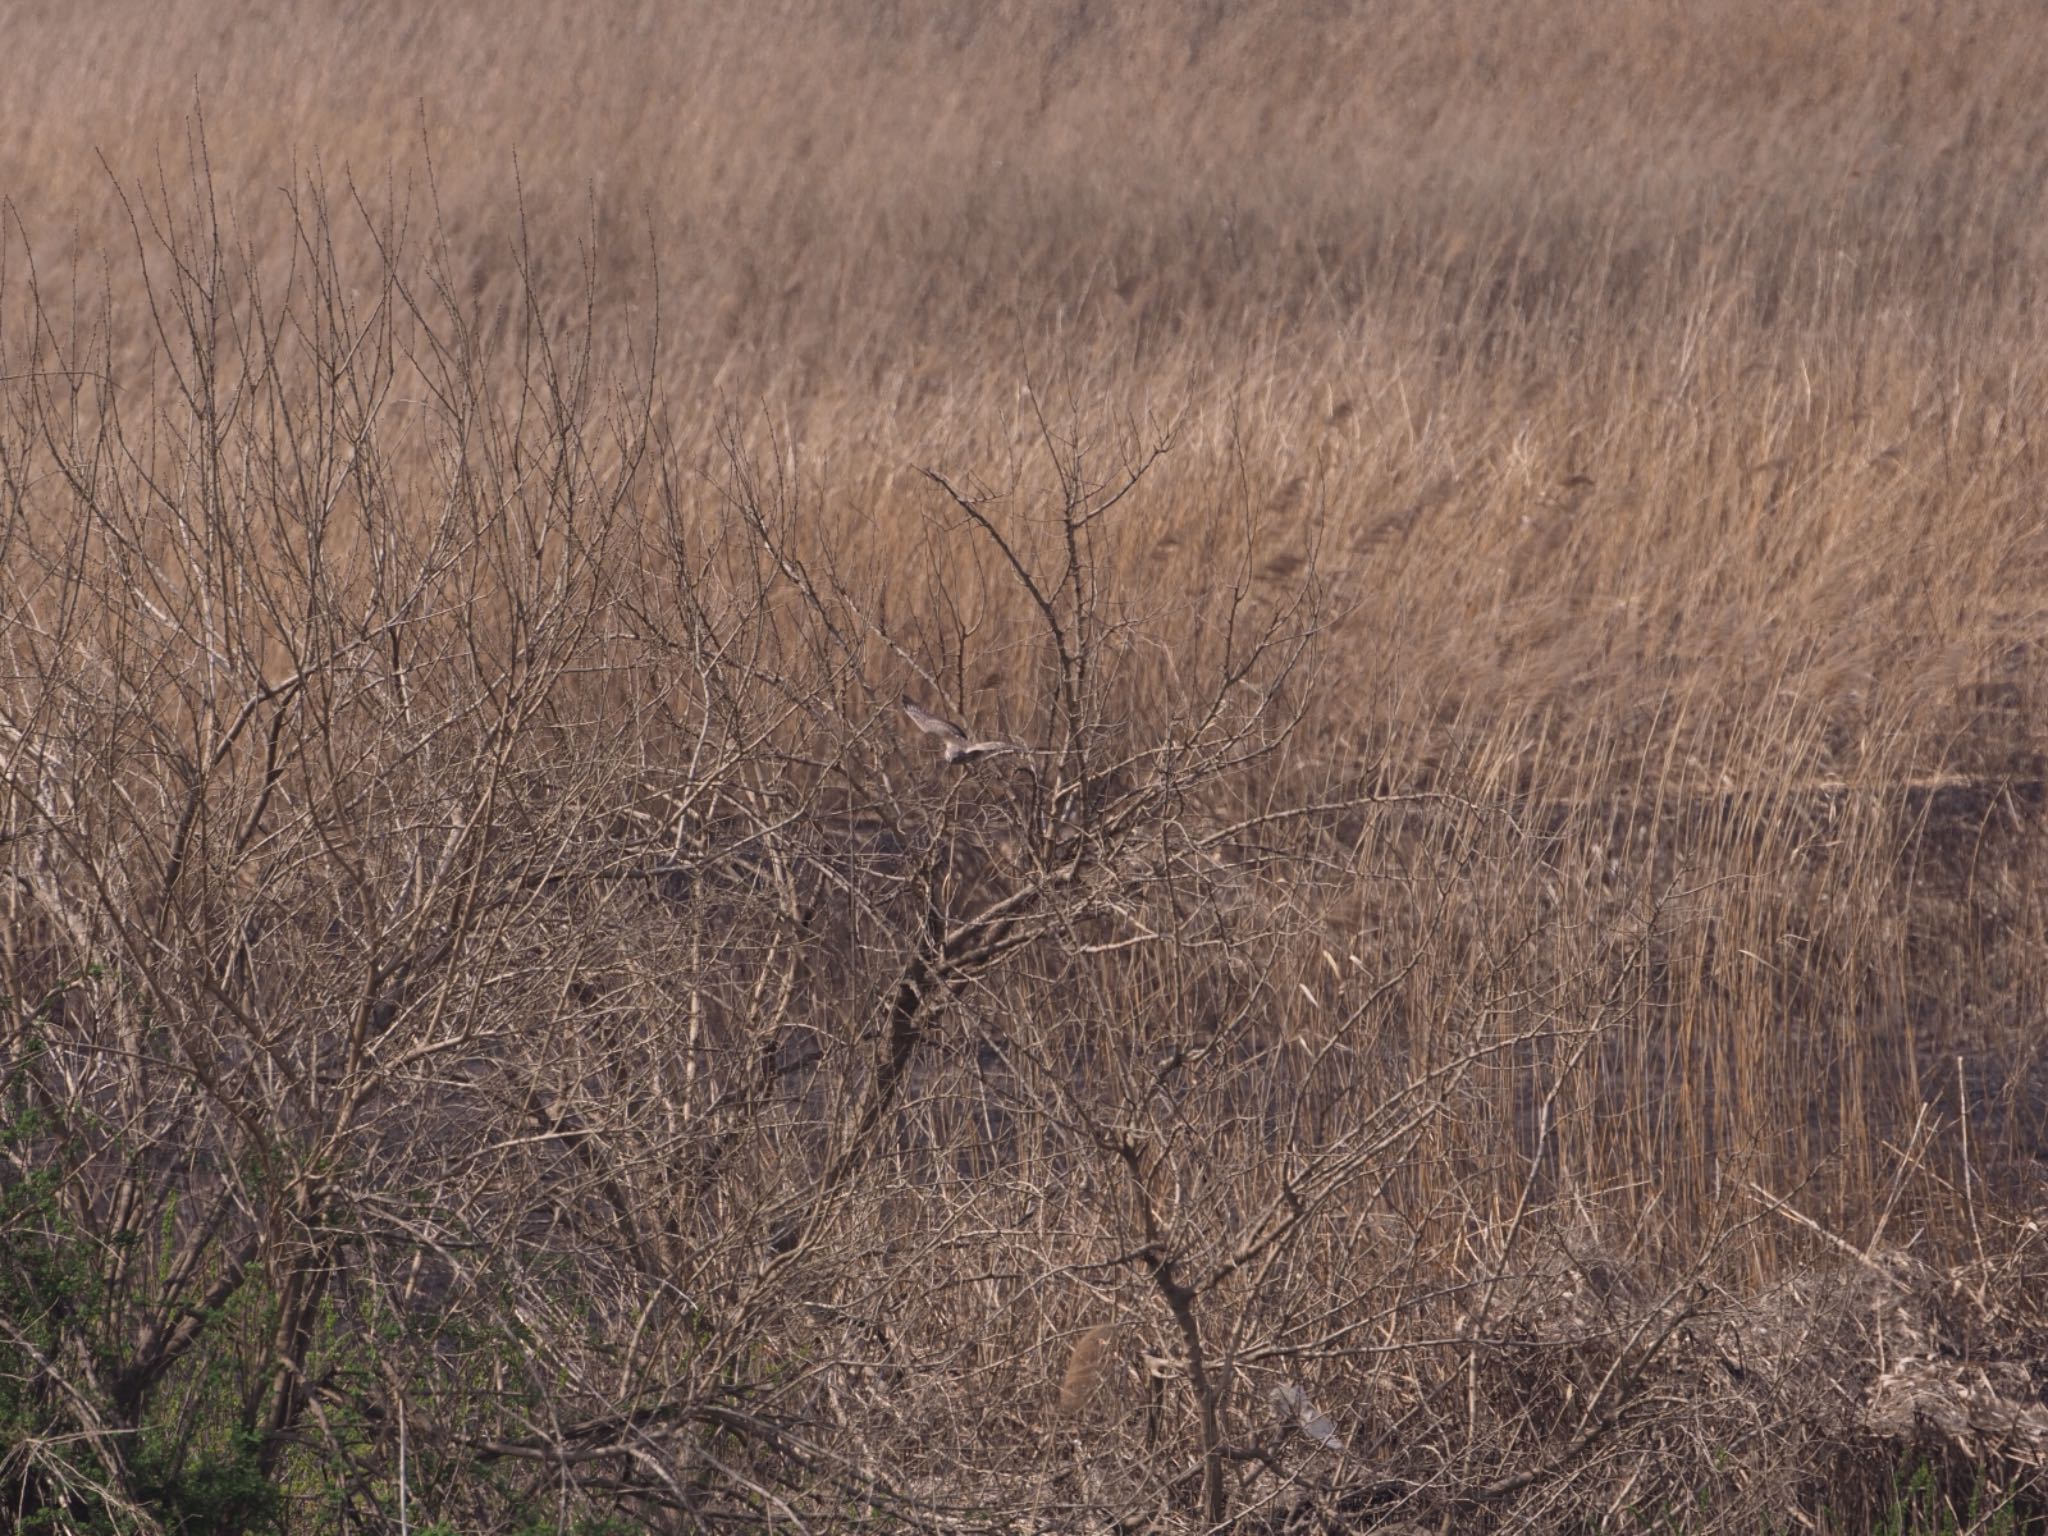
[901,694,1029,765]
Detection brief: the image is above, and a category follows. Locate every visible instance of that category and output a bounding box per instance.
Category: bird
[1269,1381,1345,1453]
[900,694,1028,765]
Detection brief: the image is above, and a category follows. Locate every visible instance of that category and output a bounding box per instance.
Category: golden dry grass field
[2,3,2046,1531]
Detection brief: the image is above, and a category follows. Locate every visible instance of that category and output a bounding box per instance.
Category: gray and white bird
[900,695,1027,765]
[1270,1381,1344,1453]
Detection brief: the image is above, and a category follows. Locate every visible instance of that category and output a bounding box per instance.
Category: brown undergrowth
[1,4,2046,1532]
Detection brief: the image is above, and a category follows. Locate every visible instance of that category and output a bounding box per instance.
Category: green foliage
[129,1426,283,1536]
[1863,1458,2030,1536]
[0,1035,112,1528]
[508,1517,643,1536]
[0,1035,285,1535]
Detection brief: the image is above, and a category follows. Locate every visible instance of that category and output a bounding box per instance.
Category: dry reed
[1,3,2045,1532]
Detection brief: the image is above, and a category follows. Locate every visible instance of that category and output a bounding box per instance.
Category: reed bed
[1,4,2044,1531]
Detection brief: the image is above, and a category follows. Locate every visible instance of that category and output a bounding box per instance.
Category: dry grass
[2,3,2046,1532]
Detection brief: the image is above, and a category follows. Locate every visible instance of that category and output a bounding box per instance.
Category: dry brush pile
[2,3,2048,1533]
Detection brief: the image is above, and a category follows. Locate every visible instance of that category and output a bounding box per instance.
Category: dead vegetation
[1,3,2046,1532]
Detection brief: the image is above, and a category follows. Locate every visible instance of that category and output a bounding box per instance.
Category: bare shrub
[2,6,2048,1533]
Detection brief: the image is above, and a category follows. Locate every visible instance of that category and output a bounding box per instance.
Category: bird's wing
[901,696,968,743]
[955,738,1023,761]
[1270,1382,1344,1452]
